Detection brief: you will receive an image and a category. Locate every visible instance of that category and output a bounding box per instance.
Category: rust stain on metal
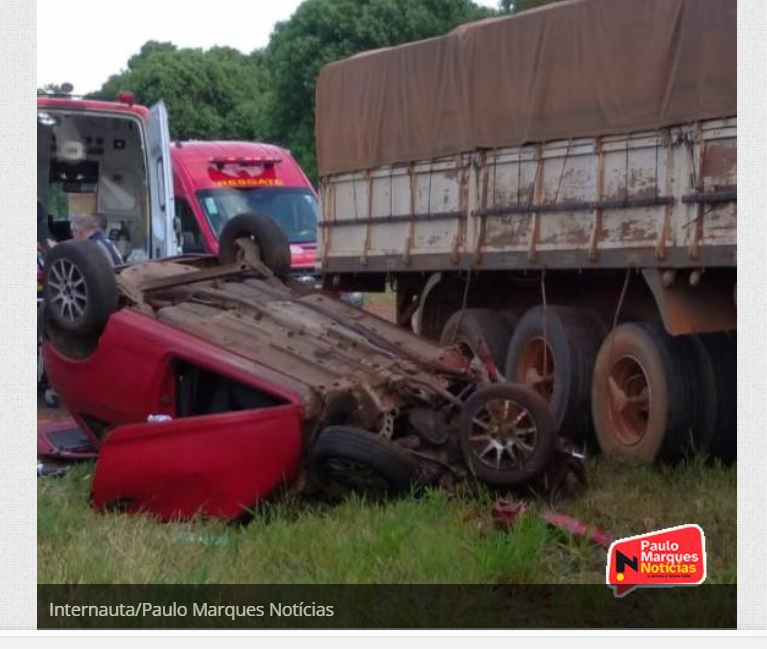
[688,125,707,260]
[484,215,530,247]
[588,137,606,261]
[642,267,736,334]
[655,130,673,260]
[527,145,544,263]
[473,150,490,265]
[702,141,737,182]
[361,169,373,267]
[403,163,416,267]
[619,219,652,242]
[453,153,471,262]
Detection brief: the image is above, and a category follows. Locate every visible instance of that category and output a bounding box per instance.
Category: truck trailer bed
[319,117,736,273]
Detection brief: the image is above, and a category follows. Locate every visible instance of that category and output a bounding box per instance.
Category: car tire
[591,322,694,463]
[504,306,606,444]
[458,383,558,486]
[699,333,736,462]
[439,308,513,371]
[43,240,118,338]
[311,426,416,492]
[218,211,291,279]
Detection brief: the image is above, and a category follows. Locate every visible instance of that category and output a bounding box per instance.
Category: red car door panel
[91,405,302,520]
[43,310,307,448]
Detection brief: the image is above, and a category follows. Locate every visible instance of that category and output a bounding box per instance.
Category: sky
[37,0,499,95]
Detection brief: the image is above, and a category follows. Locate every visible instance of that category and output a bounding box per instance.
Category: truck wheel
[218,211,291,279]
[43,240,118,338]
[504,306,606,444]
[591,322,694,462]
[458,383,558,486]
[311,426,416,492]
[439,308,512,371]
[498,308,523,333]
[699,333,736,462]
[678,335,718,456]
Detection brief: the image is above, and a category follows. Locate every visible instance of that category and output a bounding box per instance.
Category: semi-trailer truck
[315,0,736,462]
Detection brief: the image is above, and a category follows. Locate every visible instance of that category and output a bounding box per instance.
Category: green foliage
[82,0,564,179]
[499,0,566,13]
[90,41,270,142]
[263,0,495,180]
[37,82,71,96]
[38,459,736,585]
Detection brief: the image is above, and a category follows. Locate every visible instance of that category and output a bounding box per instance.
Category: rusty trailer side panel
[319,118,736,273]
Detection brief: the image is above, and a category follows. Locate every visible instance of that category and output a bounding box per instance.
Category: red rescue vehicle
[171,141,318,277]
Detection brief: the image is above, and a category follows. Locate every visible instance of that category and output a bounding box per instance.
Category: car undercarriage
[42,212,565,520]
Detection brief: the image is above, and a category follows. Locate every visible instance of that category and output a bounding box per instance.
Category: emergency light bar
[209,156,282,168]
[117,91,136,106]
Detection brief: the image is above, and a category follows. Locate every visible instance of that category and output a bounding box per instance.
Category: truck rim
[467,397,538,471]
[517,337,555,401]
[607,355,651,445]
[47,258,88,323]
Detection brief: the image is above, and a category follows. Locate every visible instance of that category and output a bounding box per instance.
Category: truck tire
[505,306,606,444]
[699,333,736,462]
[311,426,416,492]
[678,335,718,456]
[439,308,513,371]
[591,322,694,462]
[498,308,523,333]
[43,240,118,338]
[458,383,558,486]
[218,211,291,279]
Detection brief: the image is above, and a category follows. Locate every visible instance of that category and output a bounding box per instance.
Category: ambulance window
[200,195,227,234]
[176,198,204,253]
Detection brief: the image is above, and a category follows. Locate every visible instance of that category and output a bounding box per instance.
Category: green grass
[37,458,735,585]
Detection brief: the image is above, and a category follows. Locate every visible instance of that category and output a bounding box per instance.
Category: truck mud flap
[642,268,736,335]
[38,419,98,461]
[91,405,302,521]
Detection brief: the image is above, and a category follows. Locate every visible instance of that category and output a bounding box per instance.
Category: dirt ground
[361,291,396,322]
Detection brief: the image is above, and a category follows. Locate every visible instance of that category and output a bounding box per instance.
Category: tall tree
[37,82,72,95]
[265,0,495,181]
[90,42,269,142]
[499,0,566,13]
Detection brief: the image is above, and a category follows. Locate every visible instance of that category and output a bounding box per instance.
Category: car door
[91,404,303,520]
[146,101,178,258]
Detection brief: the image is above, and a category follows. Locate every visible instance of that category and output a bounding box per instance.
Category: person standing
[69,213,123,266]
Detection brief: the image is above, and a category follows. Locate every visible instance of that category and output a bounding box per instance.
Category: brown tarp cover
[315,0,736,176]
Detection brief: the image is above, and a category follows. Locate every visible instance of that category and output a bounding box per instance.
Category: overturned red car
[42,212,560,520]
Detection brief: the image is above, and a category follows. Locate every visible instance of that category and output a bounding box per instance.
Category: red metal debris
[37,419,98,461]
[539,512,613,548]
[475,338,501,382]
[491,499,528,531]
